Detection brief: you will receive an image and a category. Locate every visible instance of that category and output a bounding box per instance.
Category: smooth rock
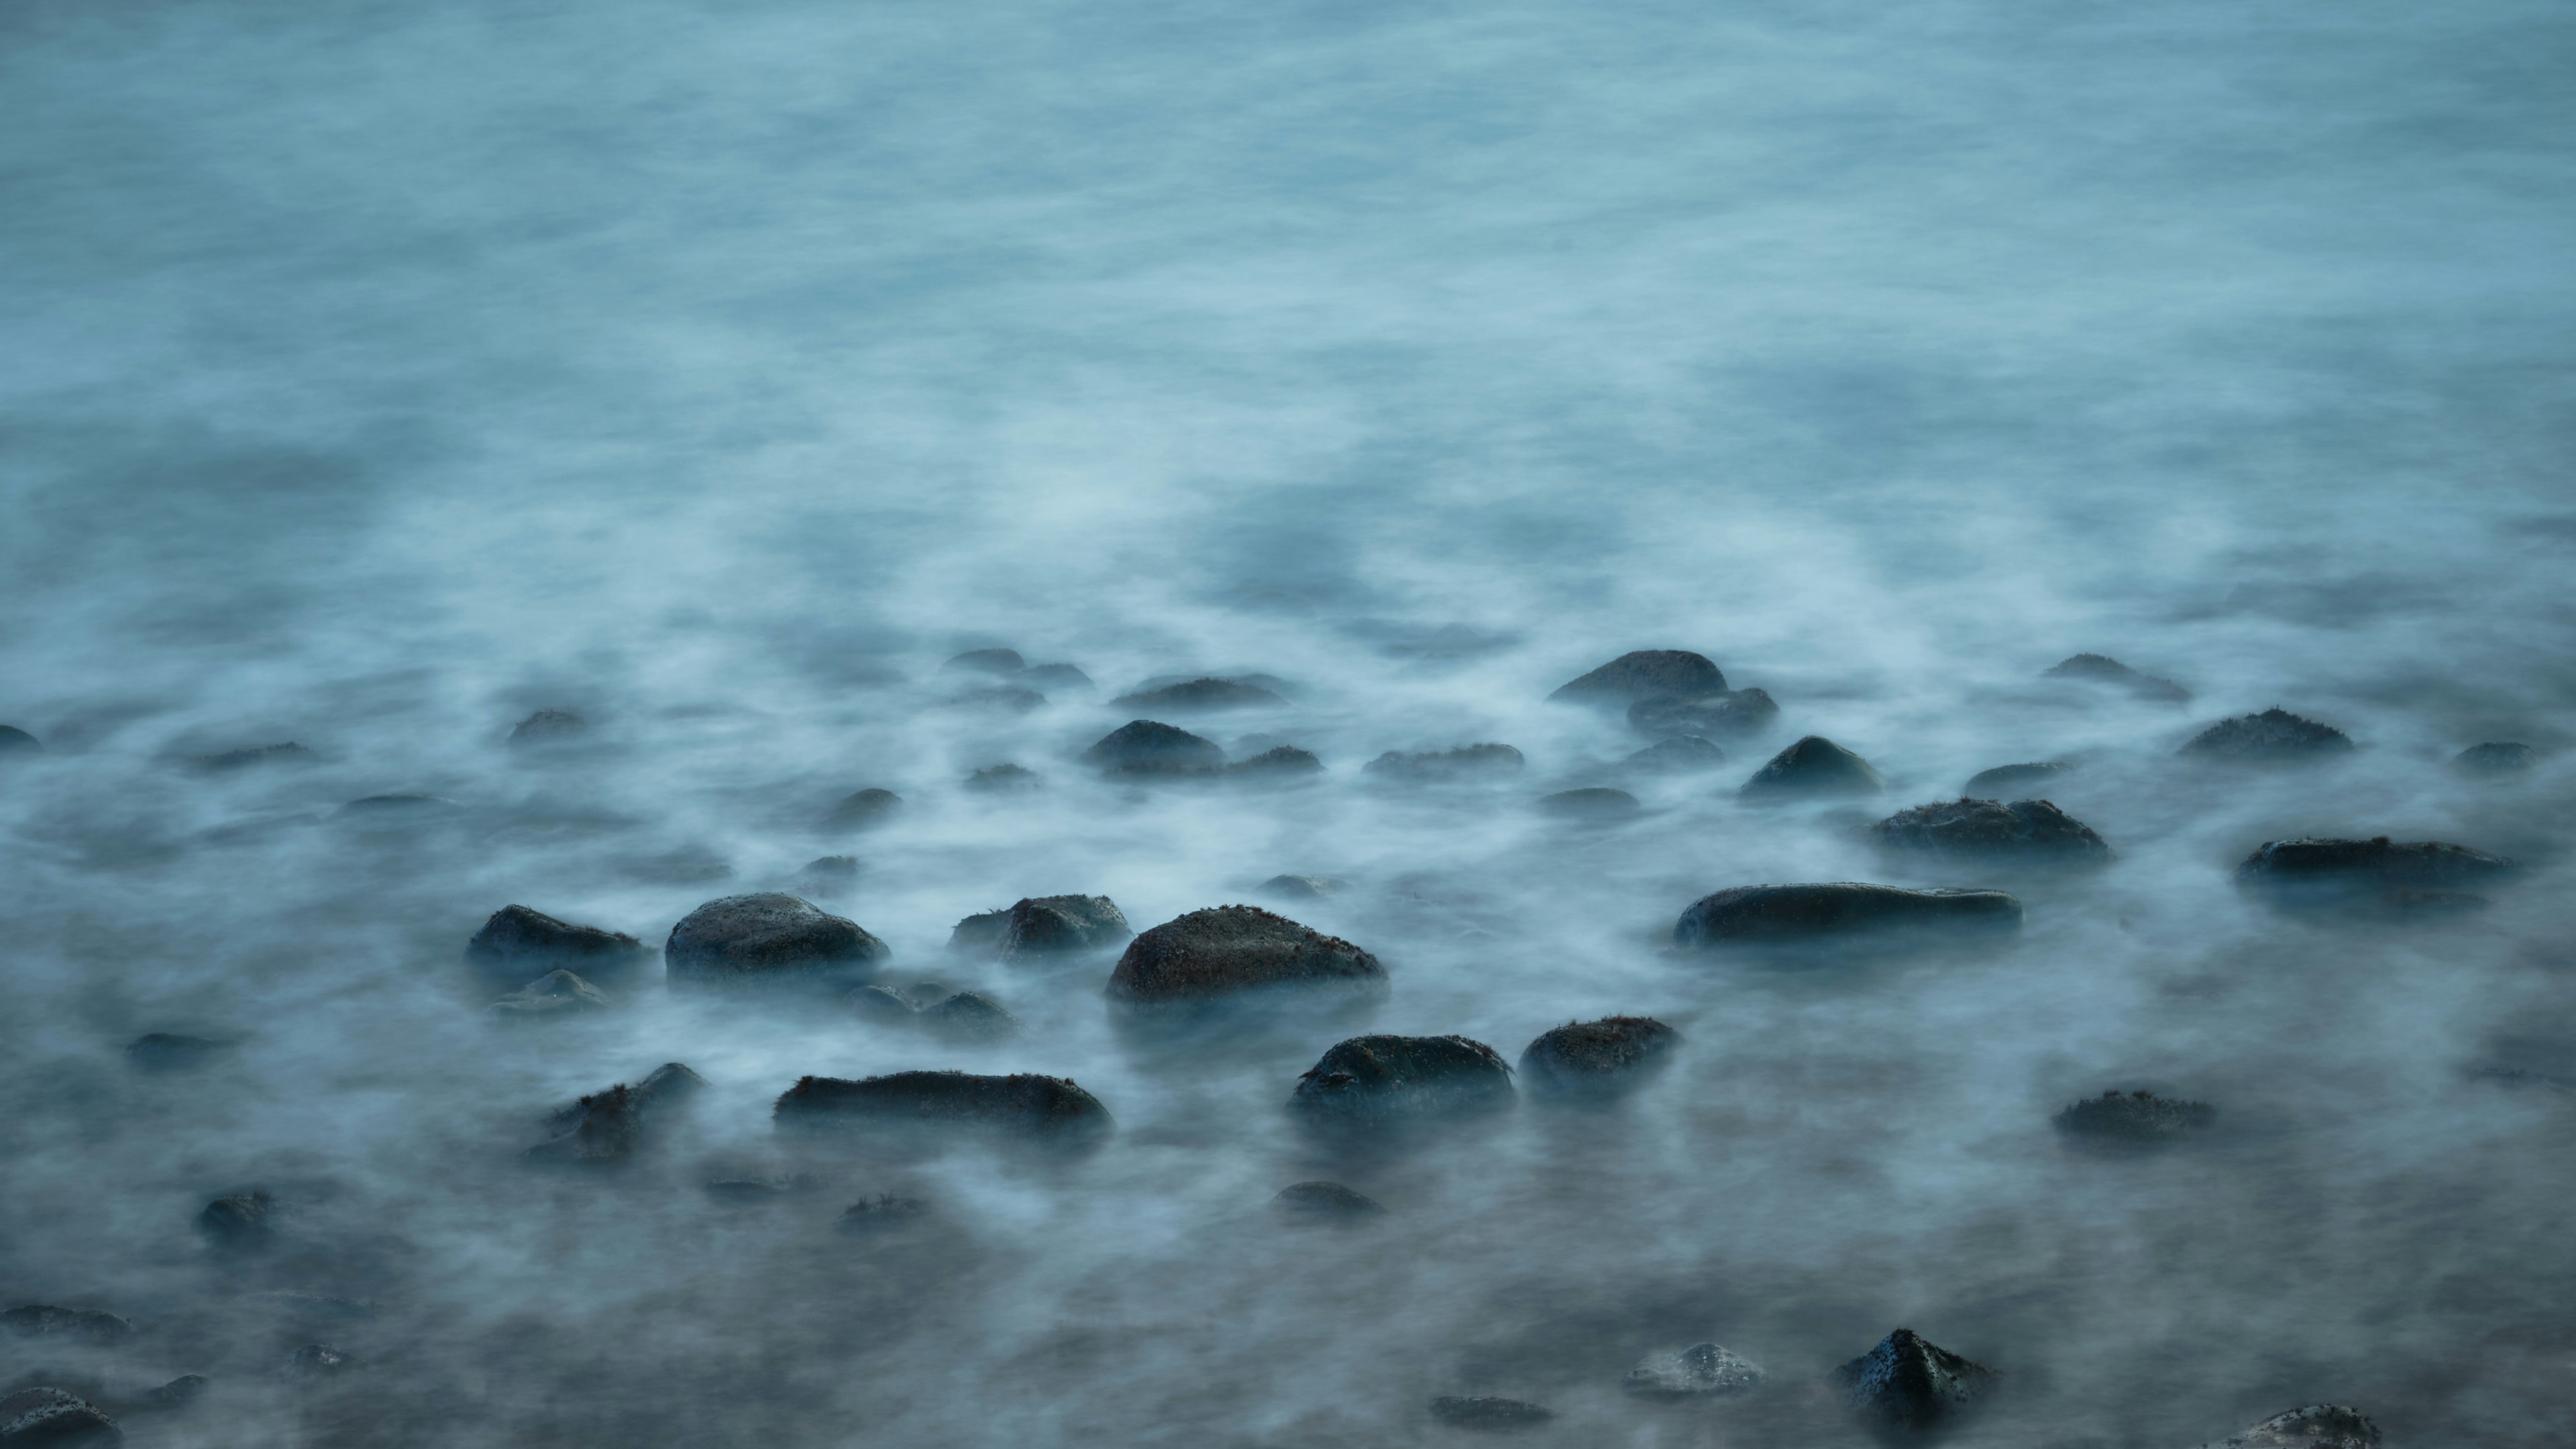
[1629,689,1780,739]
[1870,798,2111,861]
[2455,741,2534,773]
[507,708,588,745]
[1964,761,2072,794]
[2233,837,2517,903]
[2045,653,2190,702]
[1517,1017,1680,1099]
[1674,883,2023,949]
[1428,1396,1553,1432]
[1271,1181,1386,1221]
[1289,1035,1514,1130]
[664,894,887,991]
[0,1387,119,1444]
[1083,720,1225,777]
[124,1034,231,1073]
[1111,678,1287,711]
[2179,708,2354,761]
[773,1071,1111,1146]
[1831,1328,1996,1434]
[826,788,902,830]
[1363,744,1523,782]
[1538,787,1640,820]
[2197,1404,2380,1448]
[847,983,920,1025]
[918,990,1021,1042]
[792,856,862,898]
[195,1192,275,1251]
[1626,735,1727,773]
[0,1307,133,1348]
[1624,1342,1764,1397]
[1108,906,1385,1006]
[999,896,1132,959]
[2054,1089,2216,1144]
[1739,736,1883,798]
[465,905,650,987]
[488,969,610,1021]
[1551,650,1727,705]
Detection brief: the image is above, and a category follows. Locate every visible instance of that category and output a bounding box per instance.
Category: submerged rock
[1674,883,2023,949]
[1538,787,1641,820]
[942,648,1024,676]
[138,1377,207,1413]
[0,1387,119,1444]
[0,1307,133,1348]
[1022,663,1093,692]
[1831,1328,1996,1434]
[826,788,903,830]
[1108,906,1385,1006]
[1517,1017,1680,1100]
[847,983,922,1025]
[1428,1396,1553,1431]
[1258,874,1342,902]
[1870,798,2112,862]
[2198,1404,2381,1448]
[1363,743,1523,782]
[1624,1342,1764,1397]
[918,990,1022,1042]
[1228,745,1324,777]
[792,856,863,898]
[1964,761,2072,795]
[837,1195,933,1234]
[1289,1035,1514,1130]
[507,708,588,745]
[279,1344,358,1382]
[1271,1181,1387,1221]
[665,894,887,991]
[0,725,40,757]
[1629,689,1780,739]
[948,908,1013,953]
[2045,653,2190,703]
[465,905,651,987]
[774,1071,1111,1146]
[1111,678,1287,712]
[488,969,610,1021]
[1000,896,1132,959]
[195,1192,276,1251]
[1551,650,1727,705]
[964,763,1040,792]
[527,1063,706,1165]
[2179,708,2354,761]
[2233,837,2517,905]
[2054,1089,2216,1144]
[124,1034,231,1073]
[942,685,1045,713]
[2455,741,2534,773]
[186,742,315,772]
[1084,720,1226,777]
[1626,735,1727,773]
[1739,736,1884,798]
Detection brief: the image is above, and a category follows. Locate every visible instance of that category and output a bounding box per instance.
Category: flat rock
[465,905,650,987]
[826,788,902,830]
[1428,1396,1553,1431]
[665,894,887,991]
[0,1387,119,1444]
[1674,883,2023,949]
[1271,1181,1386,1221]
[1965,761,2072,794]
[1108,906,1385,1006]
[1626,735,1727,773]
[0,1307,133,1348]
[1084,720,1225,777]
[488,969,610,1021]
[1832,1328,1996,1434]
[1551,650,1727,704]
[2197,1405,2380,1448]
[2055,1089,2216,1144]
[1000,896,1132,959]
[0,726,40,757]
[2455,741,2534,773]
[1870,798,2112,861]
[1517,1017,1680,1099]
[2180,708,2354,761]
[1739,736,1883,798]
[2233,837,2517,904]
[1624,1342,1764,1397]
[124,1034,231,1073]
[1629,689,1780,738]
[507,709,588,745]
[187,742,315,772]
[773,1071,1111,1146]
[527,1063,706,1165]
[1538,787,1640,820]
[941,648,1024,676]
[2046,653,2190,702]
[1363,743,1523,782]
[1112,677,1287,711]
[1289,1035,1514,1130]
[964,763,1040,792]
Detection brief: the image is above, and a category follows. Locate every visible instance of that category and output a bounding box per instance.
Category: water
[3,0,2573,1444]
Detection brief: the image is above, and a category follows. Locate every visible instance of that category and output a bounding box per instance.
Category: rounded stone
[665,894,887,991]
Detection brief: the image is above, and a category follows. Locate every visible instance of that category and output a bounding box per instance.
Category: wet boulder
[2233,837,2517,908]
[1870,798,2111,862]
[837,1195,934,1234]
[507,708,588,745]
[847,983,922,1026]
[941,648,1024,676]
[1831,1328,1996,1434]
[0,1387,120,1444]
[964,763,1040,792]
[2198,1404,2380,1448]
[2455,741,2534,773]
[1108,906,1385,1006]
[2045,653,2190,703]
[1023,663,1093,692]
[1112,677,1287,712]
[1674,883,2024,949]
[1363,743,1523,782]
[918,990,1022,1042]
[124,1034,231,1073]
[2054,1089,2216,1144]
[1624,1342,1763,1397]
[1271,1181,1386,1222]
[1739,736,1883,798]
[1258,874,1342,902]
[195,1192,276,1251]
[825,788,902,830]
[1228,745,1324,777]
[792,856,862,898]
[1083,720,1225,777]
[1629,688,1780,739]
[948,908,1014,953]
[999,896,1132,959]
[665,894,887,991]
[0,726,40,757]
[1428,1396,1552,1431]
[1965,761,2072,794]
[1289,1034,1514,1130]
[1517,1017,1680,1100]
[488,970,610,1021]
[773,1071,1111,1147]
[136,1377,206,1414]
[2179,708,2354,761]
[526,1062,706,1165]
[1627,735,1727,773]
[465,905,651,988]
[0,1307,133,1348]
[1538,787,1640,820]
[1551,650,1727,705]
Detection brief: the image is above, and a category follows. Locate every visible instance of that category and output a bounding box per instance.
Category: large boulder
[1084,720,1225,777]
[773,1071,1110,1146]
[1112,678,1287,712]
[1738,736,1883,798]
[1108,906,1385,1006]
[1624,1342,1763,1397]
[1000,896,1132,959]
[664,894,886,991]
[1831,1328,1996,1434]
[1289,1035,1514,1130]
[0,1387,120,1445]
[2233,837,2517,907]
[0,1307,133,1348]
[1551,650,1727,705]
[1674,883,2023,949]
[2179,708,2354,761]
[1964,761,2072,794]
[2455,741,2533,773]
[825,788,902,830]
[1517,1017,1680,1100]
[1870,798,2111,862]
[2196,1405,2379,1448]
[2054,1089,2216,1144]
[1363,744,1523,782]
[466,906,651,987]
[1629,689,1779,739]
[2045,653,2190,702]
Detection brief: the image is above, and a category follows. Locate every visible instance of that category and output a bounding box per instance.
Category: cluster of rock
[1084,720,1322,780]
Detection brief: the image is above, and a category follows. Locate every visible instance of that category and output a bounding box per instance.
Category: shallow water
[3,0,2574,1444]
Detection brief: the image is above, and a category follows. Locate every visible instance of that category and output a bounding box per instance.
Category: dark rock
[465,905,650,987]
[1084,720,1226,777]
[774,1072,1111,1146]
[187,742,315,772]
[0,726,40,757]
[1258,874,1342,902]
[1626,735,1727,773]
[2198,1404,2380,1448]
[846,983,920,1025]
[507,709,587,745]
[2053,1089,2216,1144]
[2233,837,2518,905]
[702,1174,820,1205]
[1831,1328,1996,1434]
[942,648,1024,676]
[1271,1181,1386,1221]
[195,1193,275,1251]
[919,991,1021,1042]
[0,1309,132,1348]
[2045,653,2190,702]
[1624,1342,1764,1397]
[1000,896,1132,959]
[964,763,1039,792]
[1517,1017,1680,1100]
[1674,883,2024,949]
[1362,743,1523,782]
[487,969,610,1021]
[123,1034,231,1073]
[1870,798,2112,861]
[1538,787,1641,820]
[1108,906,1385,1006]
[826,788,903,830]
[948,909,1013,953]
[1739,736,1884,798]
[527,1063,706,1165]
[942,685,1045,713]
[2179,708,2354,761]
[335,793,458,819]
[665,894,888,991]
[1428,1396,1552,1431]
[278,1344,357,1383]
[792,856,862,898]
[1022,663,1093,692]
[837,1195,932,1234]
[137,1377,206,1414]
[2455,741,2534,773]
[1629,689,1780,739]
[1289,1035,1514,1130]
[1228,745,1324,777]
[1964,761,2072,794]
[0,1387,119,1444]
[1112,678,1287,712]
[1551,650,1727,704]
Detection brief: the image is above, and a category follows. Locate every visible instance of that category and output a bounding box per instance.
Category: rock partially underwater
[1831,1328,1996,1434]
[664,894,888,991]
[1289,1034,1514,1132]
[466,905,651,988]
[1870,798,2111,863]
[773,1071,1111,1148]
[1624,1342,1763,1397]
[1739,736,1883,798]
[1108,906,1384,1007]
[1517,1017,1680,1101]
[1674,883,2023,951]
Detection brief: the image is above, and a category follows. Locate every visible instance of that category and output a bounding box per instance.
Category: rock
[837,1195,933,1234]
[847,983,920,1025]
[1258,874,1342,902]
[1831,1328,1996,1434]
[2197,1404,2380,1448]
[919,991,1022,1042]
[1965,761,2072,794]
[1000,896,1132,959]
[507,708,588,745]
[1428,1396,1552,1431]
[1022,663,1093,691]
[0,1308,133,1348]
[0,726,40,757]
[336,793,456,818]
[2053,1089,2216,1144]
[1084,720,1226,777]
[826,788,903,830]
[527,1063,706,1165]
[1108,906,1385,1006]
[1674,883,2024,949]
[1228,745,1324,777]
[942,648,1025,676]
[942,685,1045,713]
[186,742,315,772]
[136,1377,206,1414]
[948,909,1013,953]
[1538,787,1641,820]
[2233,837,2518,905]
[1870,798,2112,862]
[1629,689,1780,739]
[0,1387,119,1444]
[1517,1018,1680,1100]
[1362,743,1523,782]
[195,1192,275,1251]
[2045,653,2190,702]
[964,763,1039,792]
[465,905,651,988]
[665,894,888,991]
[1112,678,1287,712]
[1550,650,1727,704]
[1289,1035,1514,1130]
[1739,736,1883,798]
[278,1344,358,1382]
[488,969,611,1021]
[773,1072,1111,1146]
[123,1034,231,1073]
[1624,1342,1763,1397]
[2178,708,2354,761]
[792,857,862,898]
[2455,741,2534,773]
[1271,1181,1386,1221]
[702,1174,820,1205]
[1626,735,1727,773]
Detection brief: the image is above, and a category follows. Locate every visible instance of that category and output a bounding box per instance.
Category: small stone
[1625,735,1727,773]
[1517,1017,1680,1099]
[1428,1395,1553,1431]
[1363,743,1523,782]
[1271,1181,1387,1221]
[2455,741,2534,773]
[195,1192,275,1251]
[1228,745,1324,777]
[2045,653,2190,702]
[1550,650,1727,704]
[0,1307,133,1348]
[825,788,902,830]
[1289,1035,1515,1130]
[527,1063,706,1165]
[964,763,1040,792]
[1022,663,1093,691]
[847,983,920,1025]
[2198,1404,2381,1448]
[1739,736,1883,798]
[792,857,862,898]
[1084,720,1226,777]
[507,709,588,745]
[1258,874,1342,902]
[488,969,611,1021]
[1111,678,1287,711]
[998,896,1132,959]
[942,648,1025,676]
[665,894,888,992]
[1870,798,2112,861]
[837,1195,932,1234]
[948,908,1013,953]
[703,1174,818,1205]
[1624,1342,1764,1397]
[919,991,1021,1042]
[139,1377,207,1413]
[2053,1089,2216,1144]
[1538,787,1641,820]
[1629,690,1780,739]
[1964,761,2072,794]
[2179,708,2354,761]
[1831,1328,1996,1434]
[124,1034,231,1073]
